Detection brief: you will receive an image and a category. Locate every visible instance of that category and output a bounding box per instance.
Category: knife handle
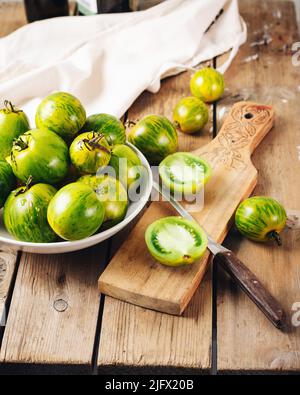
[213,251,286,330]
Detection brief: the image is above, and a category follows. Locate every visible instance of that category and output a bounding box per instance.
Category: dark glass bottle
[24,0,69,23]
[77,0,130,15]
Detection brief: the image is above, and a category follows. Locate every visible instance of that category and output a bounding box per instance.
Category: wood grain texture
[0,2,27,38]
[0,244,108,374]
[99,102,274,315]
[0,251,18,331]
[98,70,214,373]
[217,0,300,373]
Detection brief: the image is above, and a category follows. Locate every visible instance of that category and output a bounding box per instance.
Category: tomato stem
[269,231,282,246]
[124,120,137,128]
[81,133,111,155]
[4,100,18,113]
[15,176,33,196]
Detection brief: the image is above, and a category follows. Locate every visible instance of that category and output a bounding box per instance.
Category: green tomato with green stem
[0,100,30,161]
[70,132,111,175]
[235,197,287,245]
[47,182,105,241]
[173,97,209,134]
[190,67,225,103]
[78,174,128,230]
[8,129,69,185]
[83,113,126,146]
[4,182,57,243]
[0,161,16,208]
[145,217,208,267]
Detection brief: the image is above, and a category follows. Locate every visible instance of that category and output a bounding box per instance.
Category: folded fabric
[0,0,246,125]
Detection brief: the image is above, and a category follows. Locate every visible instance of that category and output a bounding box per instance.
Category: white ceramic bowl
[0,143,153,254]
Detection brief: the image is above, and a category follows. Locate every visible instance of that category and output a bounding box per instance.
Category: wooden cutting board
[98,102,275,315]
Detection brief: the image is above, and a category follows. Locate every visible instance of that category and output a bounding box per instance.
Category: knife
[153,181,286,330]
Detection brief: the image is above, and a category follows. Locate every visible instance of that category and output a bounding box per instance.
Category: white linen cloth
[0,0,246,125]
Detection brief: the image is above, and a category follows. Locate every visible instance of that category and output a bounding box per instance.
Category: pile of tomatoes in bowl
[0,92,150,249]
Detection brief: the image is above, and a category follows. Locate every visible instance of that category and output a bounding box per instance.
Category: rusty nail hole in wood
[244,112,254,119]
[53,299,68,313]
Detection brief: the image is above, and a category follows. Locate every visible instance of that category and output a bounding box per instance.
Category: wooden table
[0,0,299,375]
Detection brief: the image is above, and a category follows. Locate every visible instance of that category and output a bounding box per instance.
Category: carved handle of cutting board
[196,102,275,170]
[214,251,286,330]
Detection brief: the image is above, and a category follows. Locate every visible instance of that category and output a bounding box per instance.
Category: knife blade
[153,181,286,330]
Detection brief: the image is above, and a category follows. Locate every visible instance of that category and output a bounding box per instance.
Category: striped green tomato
[109,144,142,190]
[79,174,128,229]
[70,132,111,175]
[0,161,16,208]
[0,101,30,161]
[173,97,209,134]
[47,182,105,241]
[159,152,212,196]
[190,67,225,103]
[83,114,126,146]
[235,197,287,245]
[128,115,178,165]
[36,92,86,142]
[4,184,57,243]
[9,129,69,185]
[145,217,208,267]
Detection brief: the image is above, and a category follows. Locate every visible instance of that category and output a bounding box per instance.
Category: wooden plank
[0,1,76,39]
[0,251,18,333]
[0,2,27,38]
[99,101,275,315]
[0,244,108,374]
[217,0,300,373]
[98,68,214,374]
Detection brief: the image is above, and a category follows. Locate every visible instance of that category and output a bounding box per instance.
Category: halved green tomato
[190,67,225,103]
[145,217,208,267]
[70,132,111,175]
[78,174,128,230]
[235,196,287,245]
[173,97,208,134]
[159,152,212,195]
[83,114,126,146]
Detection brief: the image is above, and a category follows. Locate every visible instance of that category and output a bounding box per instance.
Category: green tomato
[4,183,57,243]
[159,152,212,196]
[173,97,208,134]
[9,129,69,185]
[145,217,208,267]
[235,197,287,245]
[70,132,111,175]
[79,174,128,229]
[83,114,126,146]
[0,101,30,160]
[0,161,16,208]
[35,92,86,142]
[128,115,178,165]
[109,144,143,190]
[47,182,105,241]
[190,67,225,103]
